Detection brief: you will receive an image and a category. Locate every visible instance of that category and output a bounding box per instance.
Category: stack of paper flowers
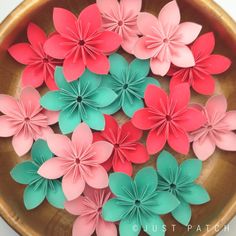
[1,0,234,236]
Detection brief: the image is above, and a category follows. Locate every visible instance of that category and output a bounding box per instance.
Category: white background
[0,0,235,235]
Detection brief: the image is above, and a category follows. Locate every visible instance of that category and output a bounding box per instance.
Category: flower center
[163,38,169,44]
[24,117,30,122]
[97,206,102,214]
[170,183,176,190]
[166,115,172,121]
[134,199,141,206]
[118,20,123,26]
[75,158,80,165]
[123,84,128,89]
[79,40,85,46]
[114,144,120,149]
[77,96,82,103]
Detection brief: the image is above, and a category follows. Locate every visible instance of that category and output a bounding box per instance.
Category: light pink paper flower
[0,87,58,156]
[134,0,202,76]
[38,123,113,200]
[97,0,141,54]
[191,95,236,160]
[65,186,117,236]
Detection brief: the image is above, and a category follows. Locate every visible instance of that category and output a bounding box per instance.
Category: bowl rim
[0,0,236,235]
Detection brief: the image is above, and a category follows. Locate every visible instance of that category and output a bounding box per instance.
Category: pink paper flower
[132,83,206,155]
[168,32,231,95]
[93,115,149,176]
[190,95,236,160]
[65,186,117,236]
[44,4,122,82]
[134,0,202,76]
[97,0,141,54]
[38,123,113,200]
[0,87,58,156]
[8,23,61,90]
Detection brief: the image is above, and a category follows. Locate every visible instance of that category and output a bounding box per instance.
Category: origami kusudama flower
[0,87,58,156]
[40,67,117,134]
[11,139,65,210]
[100,54,160,117]
[168,32,231,95]
[134,0,202,76]
[44,4,121,82]
[8,23,61,90]
[97,0,141,54]
[38,123,113,201]
[102,167,179,236]
[132,83,206,155]
[65,186,117,236]
[157,150,210,226]
[93,115,149,176]
[190,95,236,160]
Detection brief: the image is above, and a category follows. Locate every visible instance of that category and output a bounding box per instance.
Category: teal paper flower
[100,54,160,117]
[10,139,65,210]
[40,67,118,134]
[102,167,179,236]
[156,151,210,226]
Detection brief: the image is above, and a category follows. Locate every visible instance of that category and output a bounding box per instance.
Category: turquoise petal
[109,54,128,78]
[102,198,129,222]
[59,109,81,134]
[122,96,144,118]
[119,217,141,236]
[156,151,178,184]
[141,215,165,236]
[82,106,105,131]
[100,75,117,90]
[31,139,53,165]
[180,184,210,205]
[46,180,65,209]
[139,77,160,97]
[172,200,191,226]
[79,69,101,92]
[54,66,71,90]
[100,97,121,115]
[134,167,158,197]
[11,161,39,185]
[40,91,63,111]
[129,59,150,78]
[178,159,202,184]
[23,181,46,210]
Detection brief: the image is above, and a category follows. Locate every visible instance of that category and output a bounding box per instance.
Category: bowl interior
[0,0,236,236]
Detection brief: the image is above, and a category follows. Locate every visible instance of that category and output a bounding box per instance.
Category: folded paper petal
[92,141,113,164]
[119,217,141,236]
[27,23,47,46]
[113,157,133,176]
[12,132,33,156]
[72,216,96,236]
[137,12,158,35]
[96,219,117,236]
[215,132,236,151]
[150,57,171,76]
[223,111,236,130]
[0,116,17,137]
[172,201,191,226]
[147,129,166,154]
[141,216,164,236]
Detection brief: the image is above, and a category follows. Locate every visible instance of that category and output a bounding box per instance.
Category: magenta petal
[12,132,33,156]
[65,196,85,216]
[121,121,142,142]
[147,129,166,155]
[96,219,117,236]
[72,216,96,236]
[86,54,109,75]
[45,74,58,91]
[20,87,41,110]
[103,115,119,138]
[168,130,189,154]
[134,37,156,60]
[92,141,113,164]
[0,115,17,137]
[169,71,185,91]
[206,95,227,116]
[27,23,47,47]
[223,111,236,130]
[150,57,170,76]
[113,155,133,176]
[215,132,236,151]
[137,12,158,35]
[0,94,18,115]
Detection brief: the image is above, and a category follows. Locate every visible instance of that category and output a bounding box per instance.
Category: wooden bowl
[0,0,236,235]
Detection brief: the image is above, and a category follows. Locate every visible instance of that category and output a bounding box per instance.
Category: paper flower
[38,123,113,201]
[132,83,206,155]
[97,0,141,54]
[190,95,236,160]
[100,54,160,117]
[168,32,231,95]
[8,23,61,90]
[156,150,210,226]
[10,139,65,210]
[134,0,202,76]
[93,115,149,176]
[0,87,58,156]
[44,4,121,82]
[40,67,117,134]
[65,186,117,236]
[102,167,179,236]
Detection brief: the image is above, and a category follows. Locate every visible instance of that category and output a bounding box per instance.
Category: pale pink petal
[193,136,216,161]
[223,111,236,130]
[38,127,54,140]
[121,35,139,54]
[137,12,158,35]
[27,23,47,46]
[20,87,41,110]
[206,95,227,117]
[150,57,170,76]
[175,22,202,44]
[0,115,17,137]
[0,94,19,115]
[38,157,66,179]
[97,0,119,14]
[96,219,117,236]
[120,0,142,16]
[134,37,156,59]
[12,132,33,156]
[42,110,59,125]
[215,132,236,151]
[72,216,96,236]
[92,141,113,164]
[65,196,86,215]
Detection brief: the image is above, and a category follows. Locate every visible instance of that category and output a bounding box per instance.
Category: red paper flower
[8,23,61,90]
[44,4,122,82]
[168,32,231,95]
[93,115,149,176]
[132,84,206,155]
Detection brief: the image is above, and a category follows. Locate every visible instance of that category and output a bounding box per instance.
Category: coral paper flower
[65,186,117,236]
[134,0,202,76]
[11,139,65,210]
[97,0,141,54]
[8,23,61,90]
[157,151,210,226]
[168,32,232,95]
[38,123,113,201]
[132,83,206,155]
[100,53,160,117]
[93,115,149,176]
[40,67,117,134]
[102,167,179,236]
[190,95,236,160]
[0,87,58,156]
[44,4,122,82]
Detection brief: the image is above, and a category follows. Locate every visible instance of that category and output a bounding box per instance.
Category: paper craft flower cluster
[1,0,234,236]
